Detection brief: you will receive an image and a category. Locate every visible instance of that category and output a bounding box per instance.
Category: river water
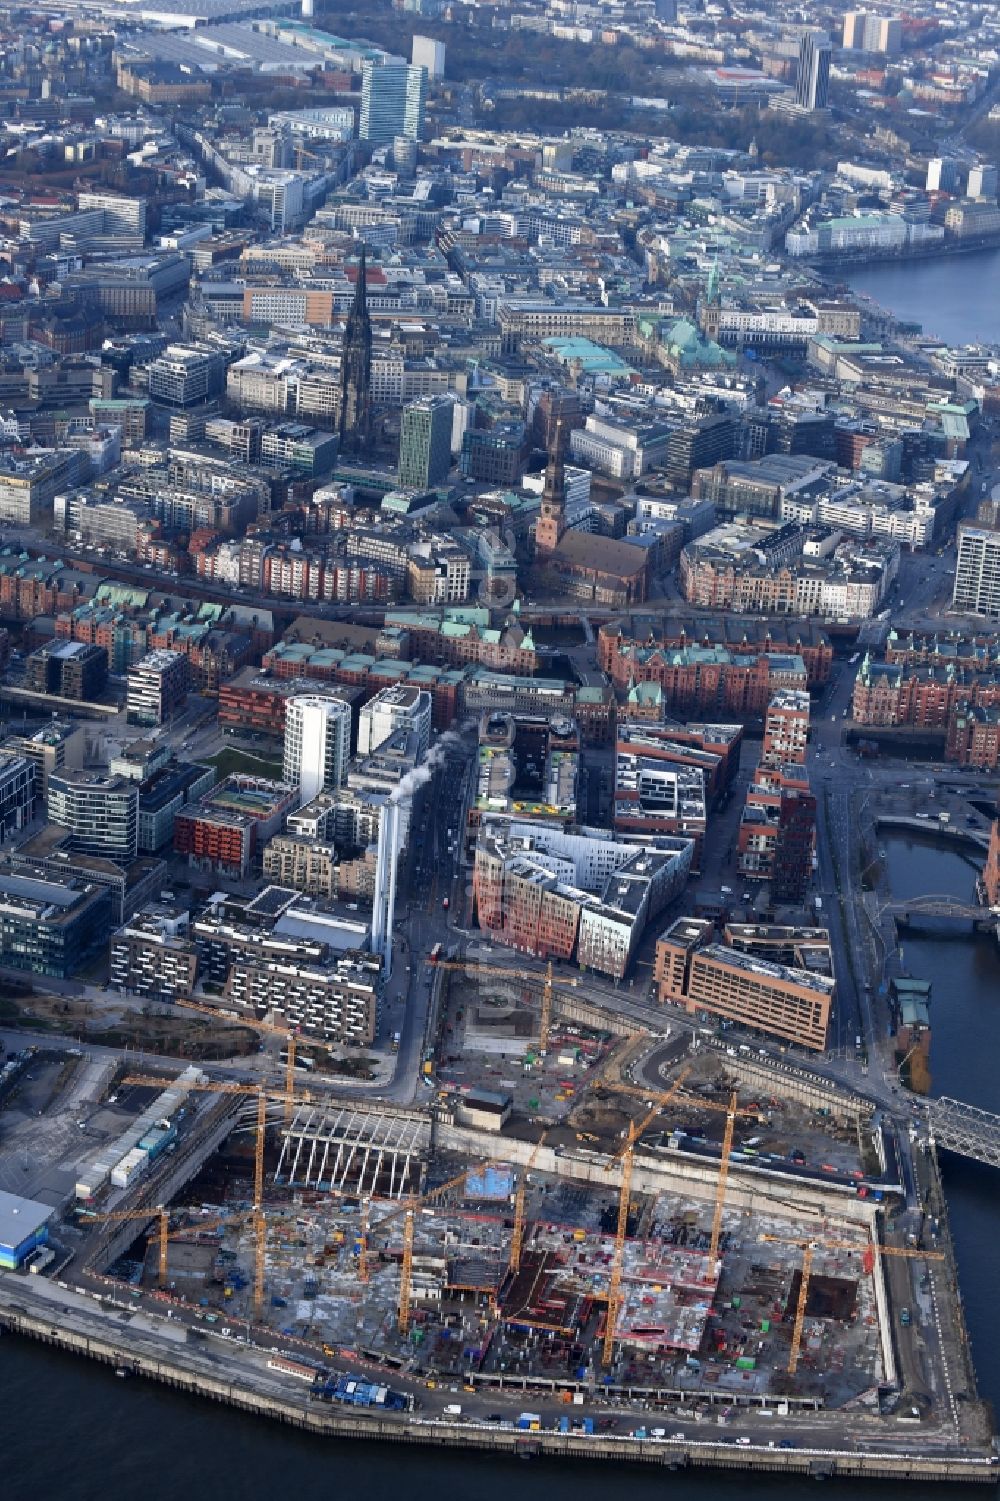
[847,248,1000,344]
[4,829,999,1499]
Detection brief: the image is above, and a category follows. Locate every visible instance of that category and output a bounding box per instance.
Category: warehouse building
[0,1189,53,1269]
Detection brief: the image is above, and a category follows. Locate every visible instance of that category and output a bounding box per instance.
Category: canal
[880,831,1000,1449]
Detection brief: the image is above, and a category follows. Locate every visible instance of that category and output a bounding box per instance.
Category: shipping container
[111,1148,149,1189]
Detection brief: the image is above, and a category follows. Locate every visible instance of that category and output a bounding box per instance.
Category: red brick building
[852,655,1000,729]
[946,705,1000,768]
[598,616,832,690]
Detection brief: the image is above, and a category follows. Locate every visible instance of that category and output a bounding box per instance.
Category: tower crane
[174,999,301,1124]
[761,1231,946,1374]
[596,1075,748,1266]
[428,956,579,1054]
[357,1158,509,1333]
[600,1066,692,1367]
[509,1132,549,1277]
[81,1205,171,1287]
[708,1091,738,1264]
[122,1074,304,1318]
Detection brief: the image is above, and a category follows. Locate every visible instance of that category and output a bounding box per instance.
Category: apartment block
[109,905,198,1002]
[954,526,1000,617]
[762,689,810,767]
[127,650,189,728]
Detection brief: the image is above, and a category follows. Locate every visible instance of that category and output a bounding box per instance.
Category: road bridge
[923,1096,1000,1169]
[879,894,999,922]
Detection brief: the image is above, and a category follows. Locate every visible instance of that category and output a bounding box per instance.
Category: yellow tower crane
[81,1204,171,1287]
[428,956,579,1054]
[708,1092,739,1265]
[509,1132,549,1277]
[175,999,301,1124]
[123,1073,304,1319]
[762,1231,946,1374]
[595,1075,747,1266]
[354,1159,508,1334]
[599,1067,692,1367]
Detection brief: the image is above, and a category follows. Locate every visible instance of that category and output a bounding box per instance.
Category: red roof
[344,264,387,287]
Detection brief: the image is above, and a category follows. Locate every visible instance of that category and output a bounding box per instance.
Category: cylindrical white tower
[283,695,352,805]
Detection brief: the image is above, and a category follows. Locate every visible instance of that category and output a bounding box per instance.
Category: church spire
[339,242,373,456]
[535,417,567,556]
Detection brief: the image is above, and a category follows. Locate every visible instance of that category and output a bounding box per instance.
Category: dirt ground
[0,989,259,1060]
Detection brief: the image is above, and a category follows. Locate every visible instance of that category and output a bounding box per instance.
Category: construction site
[52,1029,926,1420]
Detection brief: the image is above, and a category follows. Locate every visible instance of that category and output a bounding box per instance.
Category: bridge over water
[922,1096,1000,1169]
[879,894,999,923]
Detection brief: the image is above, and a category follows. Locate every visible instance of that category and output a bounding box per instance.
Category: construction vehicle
[428,956,579,1054]
[762,1231,946,1373]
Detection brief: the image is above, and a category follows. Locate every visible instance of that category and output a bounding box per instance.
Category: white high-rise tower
[371,798,403,977]
[283,696,352,805]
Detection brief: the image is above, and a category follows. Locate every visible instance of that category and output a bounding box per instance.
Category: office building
[0,754,35,840]
[738,763,815,889]
[399,396,453,489]
[841,12,901,53]
[26,640,107,702]
[359,60,427,143]
[412,34,445,78]
[926,157,964,193]
[474,820,694,980]
[954,526,1000,617]
[3,723,79,801]
[0,863,112,978]
[47,771,138,861]
[968,164,999,200]
[653,917,833,1051]
[147,344,226,407]
[137,761,215,853]
[795,30,831,112]
[78,192,148,240]
[127,650,189,727]
[283,695,353,804]
[461,423,529,486]
[771,785,818,903]
[357,684,432,761]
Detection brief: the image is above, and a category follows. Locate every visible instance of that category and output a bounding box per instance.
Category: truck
[443,1404,463,1417]
[442,897,450,910]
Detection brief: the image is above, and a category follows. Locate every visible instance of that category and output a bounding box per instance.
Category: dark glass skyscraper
[339,246,372,456]
[795,30,831,111]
